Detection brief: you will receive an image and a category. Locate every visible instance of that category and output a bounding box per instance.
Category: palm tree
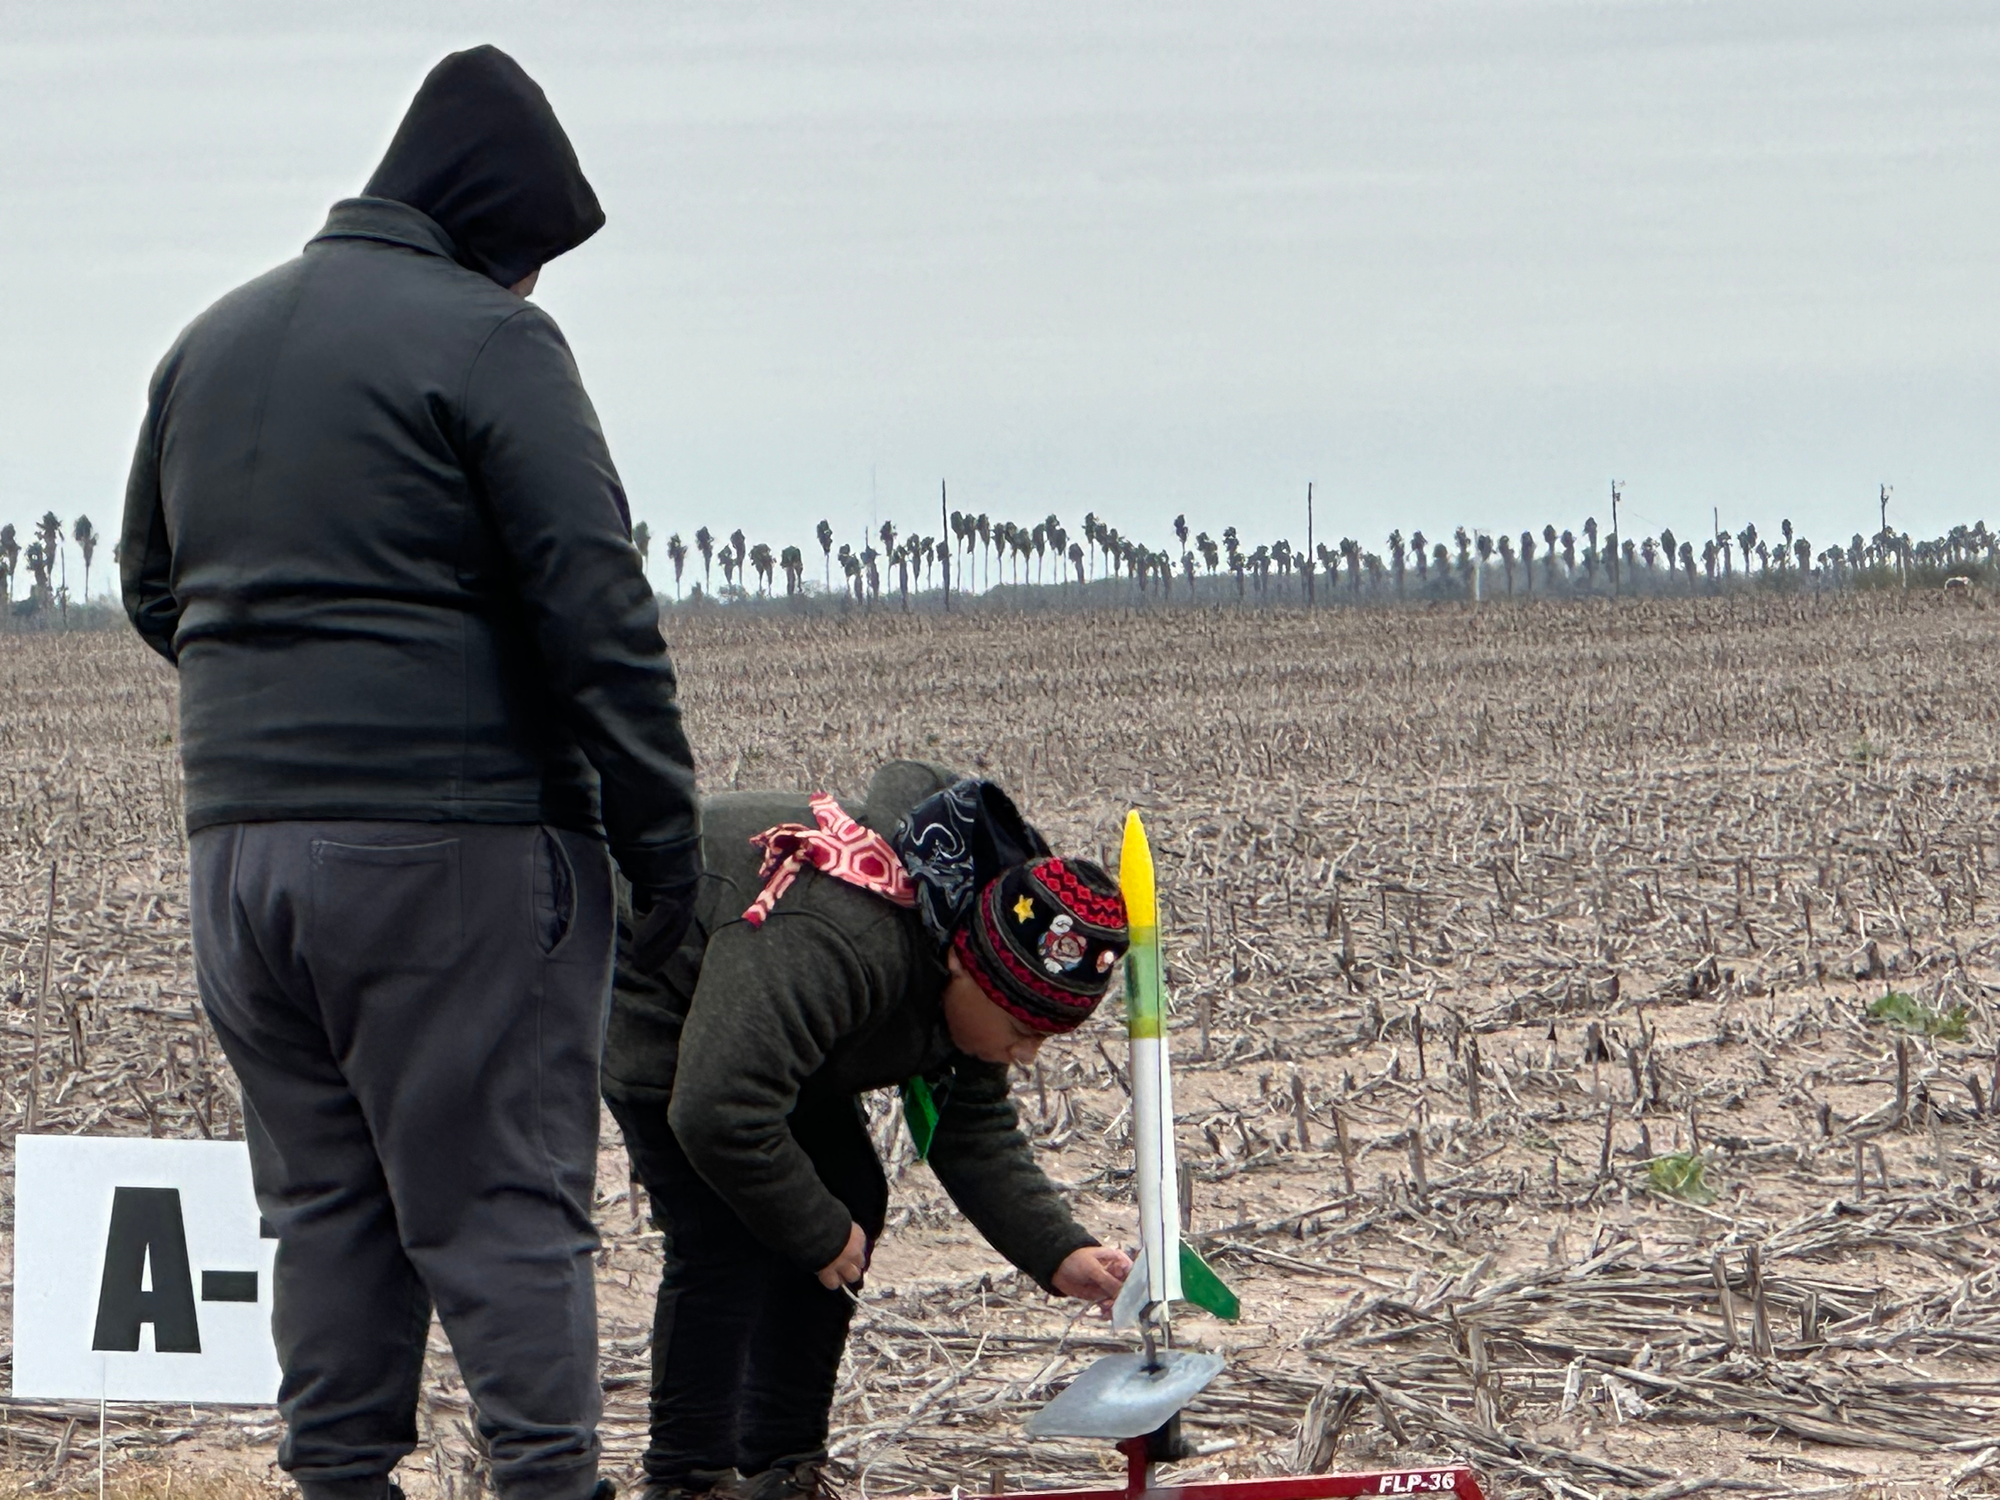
[780,545,804,596]
[1737,524,1758,577]
[632,520,651,575]
[1680,541,1697,592]
[24,540,51,609]
[1560,529,1576,578]
[1068,542,1085,585]
[0,524,16,608]
[1702,538,1718,587]
[719,546,738,595]
[1475,532,1494,596]
[816,520,834,592]
[1497,532,1516,595]
[37,512,64,619]
[749,542,775,596]
[666,534,688,599]
[1542,524,1559,589]
[1340,537,1362,594]
[1389,531,1406,597]
[1658,528,1675,578]
[1520,530,1536,596]
[952,512,974,589]
[1410,530,1428,585]
[695,527,715,595]
[879,519,897,567]
[975,514,992,590]
[729,529,747,585]
[73,516,98,602]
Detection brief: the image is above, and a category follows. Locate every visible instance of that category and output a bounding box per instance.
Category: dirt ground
[2,591,1997,1500]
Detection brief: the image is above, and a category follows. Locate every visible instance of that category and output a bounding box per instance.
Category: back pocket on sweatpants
[309,837,463,981]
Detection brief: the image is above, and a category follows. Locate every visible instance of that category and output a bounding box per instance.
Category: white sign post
[12,1135,280,1404]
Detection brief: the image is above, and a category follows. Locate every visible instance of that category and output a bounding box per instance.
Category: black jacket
[603,762,1098,1288]
[121,177,697,887]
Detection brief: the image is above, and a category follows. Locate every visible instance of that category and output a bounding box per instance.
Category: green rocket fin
[1177,1242,1240,1320]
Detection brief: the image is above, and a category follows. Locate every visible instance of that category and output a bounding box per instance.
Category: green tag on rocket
[901,1076,939,1161]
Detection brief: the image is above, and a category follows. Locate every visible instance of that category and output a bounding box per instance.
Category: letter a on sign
[92,1188,202,1354]
[11,1136,280,1403]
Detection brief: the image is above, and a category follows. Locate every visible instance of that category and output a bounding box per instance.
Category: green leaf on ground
[1866,991,1969,1040]
[1646,1151,1717,1205]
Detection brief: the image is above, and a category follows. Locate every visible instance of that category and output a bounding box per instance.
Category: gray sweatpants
[190,821,614,1500]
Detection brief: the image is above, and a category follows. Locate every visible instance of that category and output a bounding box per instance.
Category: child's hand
[817,1222,868,1289]
[1053,1245,1133,1315]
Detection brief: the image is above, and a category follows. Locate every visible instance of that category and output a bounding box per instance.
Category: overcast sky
[3,0,1995,577]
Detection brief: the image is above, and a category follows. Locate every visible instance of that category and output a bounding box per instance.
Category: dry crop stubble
[1,591,1997,1499]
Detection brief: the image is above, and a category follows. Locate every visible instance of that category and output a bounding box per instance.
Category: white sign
[11,1135,280,1403]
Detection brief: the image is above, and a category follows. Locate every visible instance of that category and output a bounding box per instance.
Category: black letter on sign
[92,1187,202,1353]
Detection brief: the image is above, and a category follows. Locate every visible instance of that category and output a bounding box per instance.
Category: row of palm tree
[0,512,98,621]
[635,504,1986,608]
[3,500,1977,626]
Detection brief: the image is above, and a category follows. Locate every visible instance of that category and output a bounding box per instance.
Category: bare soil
[2,592,1997,1499]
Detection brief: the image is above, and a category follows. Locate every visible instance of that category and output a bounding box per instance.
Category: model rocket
[1112,810,1238,1329]
[1025,810,1235,1442]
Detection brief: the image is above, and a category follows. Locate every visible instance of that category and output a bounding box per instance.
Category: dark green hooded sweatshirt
[603,761,1096,1289]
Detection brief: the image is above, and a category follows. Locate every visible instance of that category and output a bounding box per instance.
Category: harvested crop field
[3,591,1999,1500]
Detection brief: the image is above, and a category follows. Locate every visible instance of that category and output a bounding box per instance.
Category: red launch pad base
[975,1442,1488,1500]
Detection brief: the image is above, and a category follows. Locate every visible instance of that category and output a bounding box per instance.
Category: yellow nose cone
[1119,810,1157,931]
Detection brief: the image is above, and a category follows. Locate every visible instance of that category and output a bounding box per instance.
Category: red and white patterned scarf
[742,793,917,928]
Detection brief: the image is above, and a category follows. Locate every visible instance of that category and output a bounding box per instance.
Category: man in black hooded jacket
[119,46,693,1500]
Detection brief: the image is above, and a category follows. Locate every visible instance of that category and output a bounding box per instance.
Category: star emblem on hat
[1012,894,1036,922]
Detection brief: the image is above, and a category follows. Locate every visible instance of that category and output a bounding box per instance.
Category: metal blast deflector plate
[1025,1350,1224,1440]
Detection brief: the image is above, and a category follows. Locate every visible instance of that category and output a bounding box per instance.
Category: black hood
[364,45,604,288]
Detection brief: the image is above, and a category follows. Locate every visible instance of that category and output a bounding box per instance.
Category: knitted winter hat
[952,858,1129,1033]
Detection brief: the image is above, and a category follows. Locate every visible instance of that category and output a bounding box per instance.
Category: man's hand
[1053,1245,1133,1315]
[630,878,700,974]
[816,1222,868,1290]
